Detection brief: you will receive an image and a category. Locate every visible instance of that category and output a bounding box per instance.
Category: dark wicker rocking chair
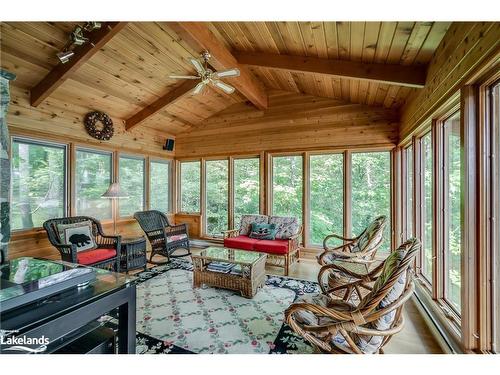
[134,210,191,264]
[285,238,420,354]
[43,216,121,272]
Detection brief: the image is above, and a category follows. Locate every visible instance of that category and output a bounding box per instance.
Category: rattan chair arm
[166,223,188,231]
[323,233,357,249]
[55,243,78,263]
[361,281,415,322]
[222,229,240,239]
[285,301,354,324]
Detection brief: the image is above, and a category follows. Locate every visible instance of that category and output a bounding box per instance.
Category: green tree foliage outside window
[233,158,260,226]
[205,160,228,237]
[309,154,343,245]
[119,156,144,217]
[405,146,413,239]
[11,140,65,230]
[421,133,433,282]
[272,155,303,221]
[75,149,112,220]
[180,161,201,212]
[445,113,461,312]
[150,160,170,213]
[351,152,391,253]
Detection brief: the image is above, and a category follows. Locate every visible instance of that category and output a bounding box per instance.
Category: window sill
[414,277,463,353]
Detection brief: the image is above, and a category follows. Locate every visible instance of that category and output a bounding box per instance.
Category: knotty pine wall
[400,22,500,141]
[175,91,400,158]
[7,85,175,261]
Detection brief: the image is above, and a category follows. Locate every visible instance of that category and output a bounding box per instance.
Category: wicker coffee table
[191,247,267,298]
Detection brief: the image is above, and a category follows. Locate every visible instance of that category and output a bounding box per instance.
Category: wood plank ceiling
[1,21,451,137]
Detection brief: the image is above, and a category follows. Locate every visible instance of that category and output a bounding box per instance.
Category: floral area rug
[129,259,319,354]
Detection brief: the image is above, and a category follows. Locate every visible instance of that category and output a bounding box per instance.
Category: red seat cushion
[223,236,260,251]
[77,248,117,265]
[253,239,290,255]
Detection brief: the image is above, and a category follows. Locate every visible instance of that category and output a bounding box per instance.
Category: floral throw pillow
[249,223,277,240]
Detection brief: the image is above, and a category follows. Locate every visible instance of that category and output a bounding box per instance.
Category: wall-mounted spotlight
[56,50,75,64]
[71,26,89,46]
[84,22,101,31]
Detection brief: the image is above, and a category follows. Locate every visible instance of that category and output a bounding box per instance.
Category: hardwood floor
[139,249,444,354]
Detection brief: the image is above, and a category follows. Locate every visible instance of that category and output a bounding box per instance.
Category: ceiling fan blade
[169,75,200,80]
[192,82,205,95]
[213,68,240,79]
[190,58,205,75]
[211,80,235,94]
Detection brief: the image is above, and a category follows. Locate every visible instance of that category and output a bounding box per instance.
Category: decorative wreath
[84,111,114,141]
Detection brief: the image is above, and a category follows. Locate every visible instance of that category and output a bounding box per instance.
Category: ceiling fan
[169,51,240,95]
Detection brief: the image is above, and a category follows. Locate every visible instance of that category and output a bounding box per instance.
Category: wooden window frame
[117,153,146,219]
[74,147,114,221]
[149,158,173,214]
[177,159,202,215]
[10,136,69,232]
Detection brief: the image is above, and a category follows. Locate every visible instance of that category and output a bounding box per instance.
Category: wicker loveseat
[223,214,302,276]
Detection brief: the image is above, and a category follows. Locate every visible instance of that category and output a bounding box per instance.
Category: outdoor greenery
[75,149,112,220]
[446,113,462,312]
[150,160,170,213]
[405,146,413,239]
[119,156,145,217]
[11,140,65,230]
[422,132,434,282]
[233,158,260,226]
[309,154,343,245]
[180,161,200,212]
[205,160,228,237]
[272,155,303,221]
[351,152,391,252]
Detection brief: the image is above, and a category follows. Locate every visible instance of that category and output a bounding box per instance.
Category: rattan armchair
[43,216,121,271]
[134,210,191,264]
[317,215,388,266]
[285,238,420,354]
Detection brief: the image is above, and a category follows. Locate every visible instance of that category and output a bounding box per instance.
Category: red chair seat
[253,239,289,255]
[224,236,260,251]
[77,248,117,265]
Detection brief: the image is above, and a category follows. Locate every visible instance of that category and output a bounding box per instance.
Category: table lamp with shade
[101,182,128,234]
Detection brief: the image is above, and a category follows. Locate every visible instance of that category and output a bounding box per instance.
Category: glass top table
[197,246,266,265]
[191,247,267,298]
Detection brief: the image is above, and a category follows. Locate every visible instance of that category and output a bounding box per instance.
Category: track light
[84,22,101,31]
[71,26,89,45]
[57,50,75,64]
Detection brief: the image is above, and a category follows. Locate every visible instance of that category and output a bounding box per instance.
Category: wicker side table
[120,237,147,273]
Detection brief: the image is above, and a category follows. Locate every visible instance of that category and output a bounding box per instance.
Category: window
[233,158,260,226]
[421,132,433,283]
[272,155,303,221]
[150,160,171,213]
[179,161,201,213]
[351,152,391,252]
[443,112,462,313]
[119,155,145,217]
[75,149,112,220]
[404,145,414,239]
[205,159,228,237]
[11,138,66,230]
[492,81,500,351]
[309,154,344,245]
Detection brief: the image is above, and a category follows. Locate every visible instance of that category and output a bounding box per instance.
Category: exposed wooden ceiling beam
[125,80,198,131]
[168,22,268,109]
[30,22,128,107]
[234,51,427,88]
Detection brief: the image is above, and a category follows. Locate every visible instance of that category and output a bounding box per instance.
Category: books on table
[206,262,243,275]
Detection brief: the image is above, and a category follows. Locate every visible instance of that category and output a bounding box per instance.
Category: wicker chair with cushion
[43,216,120,271]
[317,215,388,266]
[134,210,190,264]
[285,238,420,354]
